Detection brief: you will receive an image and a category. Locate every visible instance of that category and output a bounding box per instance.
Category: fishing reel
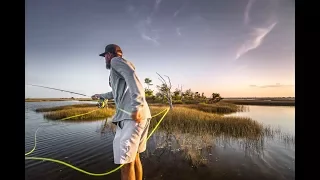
[97,97,106,108]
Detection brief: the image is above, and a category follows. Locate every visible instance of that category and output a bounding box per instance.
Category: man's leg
[114,121,135,180]
[135,118,151,180]
[121,153,142,180]
[114,119,150,180]
[121,162,135,180]
[135,153,143,180]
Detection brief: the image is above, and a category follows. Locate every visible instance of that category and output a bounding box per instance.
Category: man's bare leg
[121,162,135,180]
[135,153,143,180]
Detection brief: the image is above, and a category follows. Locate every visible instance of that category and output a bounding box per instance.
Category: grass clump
[177,102,246,114]
[35,103,98,112]
[149,106,262,138]
[42,107,115,120]
[37,103,262,138]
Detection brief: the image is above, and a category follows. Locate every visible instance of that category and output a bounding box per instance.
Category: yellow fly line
[25,101,170,176]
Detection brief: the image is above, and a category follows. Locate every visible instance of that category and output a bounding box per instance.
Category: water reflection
[99,119,294,167]
[25,102,295,180]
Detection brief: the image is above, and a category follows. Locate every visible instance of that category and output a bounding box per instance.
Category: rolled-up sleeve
[111,58,144,112]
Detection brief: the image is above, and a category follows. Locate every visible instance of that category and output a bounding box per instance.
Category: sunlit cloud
[236,22,277,60]
[244,0,255,25]
[235,0,277,60]
[126,0,163,46]
[250,83,294,88]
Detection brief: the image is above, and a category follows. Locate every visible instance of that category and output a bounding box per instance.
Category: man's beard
[106,62,111,69]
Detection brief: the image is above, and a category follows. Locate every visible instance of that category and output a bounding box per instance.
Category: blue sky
[25,0,295,98]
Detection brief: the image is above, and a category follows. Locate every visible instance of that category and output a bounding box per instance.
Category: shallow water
[25,102,295,180]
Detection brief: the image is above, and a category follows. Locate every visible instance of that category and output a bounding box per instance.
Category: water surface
[25,102,295,180]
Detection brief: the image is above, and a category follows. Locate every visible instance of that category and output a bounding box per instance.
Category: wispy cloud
[176,27,182,36]
[126,0,163,46]
[250,83,294,88]
[244,0,255,25]
[125,5,140,18]
[141,33,160,45]
[173,1,188,17]
[236,22,277,60]
[155,0,162,11]
[173,9,180,17]
[235,0,277,60]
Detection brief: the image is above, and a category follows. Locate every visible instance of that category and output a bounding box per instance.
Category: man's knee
[122,161,135,170]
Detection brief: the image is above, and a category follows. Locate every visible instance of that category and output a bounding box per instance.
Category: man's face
[105,53,113,69]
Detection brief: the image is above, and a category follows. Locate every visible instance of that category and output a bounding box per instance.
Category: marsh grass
[98,112,294,168]
[149,106,262,138]
[178,103,247,114]
[43,107,115,120]
[35,104,97,112]
[263,125,295,145]
[35,103,116,112]
[37,103,261,138]
[135,128,295,168]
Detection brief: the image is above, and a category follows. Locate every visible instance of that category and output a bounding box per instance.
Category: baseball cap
[99,44,123,57]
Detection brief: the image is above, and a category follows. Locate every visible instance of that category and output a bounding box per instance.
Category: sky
[25,0,295,98]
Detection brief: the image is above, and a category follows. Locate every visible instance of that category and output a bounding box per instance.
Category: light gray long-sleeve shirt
[99,57,151,124]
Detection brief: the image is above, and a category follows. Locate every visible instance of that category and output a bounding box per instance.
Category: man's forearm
[99,91,114,100]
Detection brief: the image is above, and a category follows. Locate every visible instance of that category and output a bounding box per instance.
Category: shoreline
[25,98,295,106]
[220,99,295,106]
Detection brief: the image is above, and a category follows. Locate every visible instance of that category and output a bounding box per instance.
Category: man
[91,44,152,180]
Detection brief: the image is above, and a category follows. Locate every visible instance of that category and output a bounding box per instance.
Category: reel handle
[97,97,106,108]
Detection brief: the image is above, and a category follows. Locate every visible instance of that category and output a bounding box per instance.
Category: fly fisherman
[91,44,151,180]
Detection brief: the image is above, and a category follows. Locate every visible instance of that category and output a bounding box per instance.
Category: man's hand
[91,94,101,100]
[131,109,142,123]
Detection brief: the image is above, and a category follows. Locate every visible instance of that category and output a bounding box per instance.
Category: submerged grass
[101,123,294,168]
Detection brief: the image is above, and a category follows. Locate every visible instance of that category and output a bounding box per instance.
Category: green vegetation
[36,103,261,138]
[141,77,294,106]
[43,107,115,120]
[143,76,222,105]
[36,103,115,120]
[35,103,99,112]
[176,103,246,114]
[149,106,262,138]
[25,77,294,106]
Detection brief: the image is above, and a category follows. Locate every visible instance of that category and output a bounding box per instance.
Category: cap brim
[99,52,106,57]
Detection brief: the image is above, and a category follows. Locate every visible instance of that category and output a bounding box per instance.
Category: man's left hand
[131,109,142,123]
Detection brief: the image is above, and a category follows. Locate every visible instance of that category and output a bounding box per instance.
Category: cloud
[176,27,182,36]
[126,0,163,46]
[141,33,160,45]
[236,22,277,60]
[244,0,255,25]
[155,0,162,11]
[173,1,189,17]
[125,5,139,18]
[173,9,180,17]
[249,83,294,88]
[235,0,278,60]
[136,17,160,45]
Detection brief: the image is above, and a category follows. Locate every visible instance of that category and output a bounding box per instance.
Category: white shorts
[113,118,151,164]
